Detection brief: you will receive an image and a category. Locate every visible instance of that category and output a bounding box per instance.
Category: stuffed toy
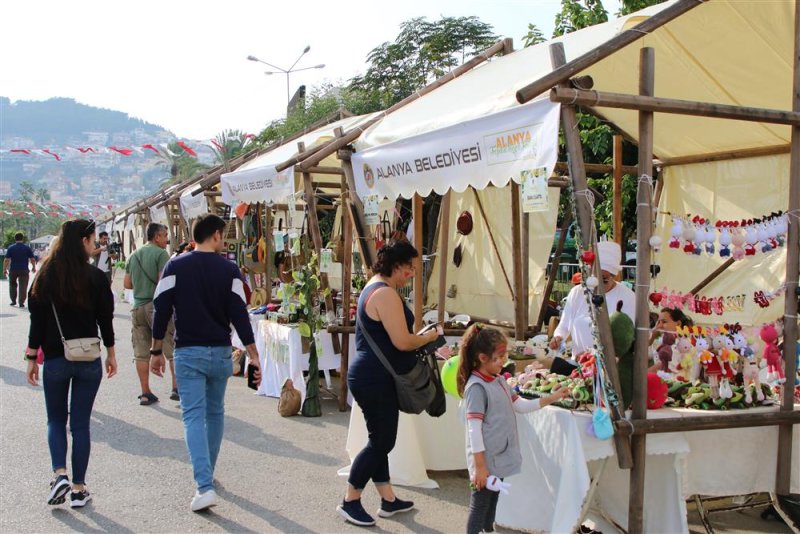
[734,331,764,403]
[611,301,635,409]
[718,222,732,257]
[745,222,758,256]
[657,332,676,373]
[731,223,746,260]
[647,372,669,409]
[703,222,715,255]
[682,217,696,253]
[669,217,683,249]
[697,333,723,399]
[674,330,697,382]
[711,332,735,399]
[760,324,785,384]
[757,222,772,253]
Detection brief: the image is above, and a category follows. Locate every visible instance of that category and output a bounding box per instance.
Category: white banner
[220,165,295,206]
[353,99,560,199]
[124,215,136,231]
[180,189,208,220]
[149,205,168,223]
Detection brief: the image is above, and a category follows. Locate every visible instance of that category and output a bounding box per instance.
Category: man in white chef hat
[549,240,636,359]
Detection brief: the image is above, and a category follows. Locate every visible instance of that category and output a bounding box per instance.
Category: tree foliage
[522,23,547,48]
[157,142,210,186]
[553,0,608,37]
[211,129,251,168]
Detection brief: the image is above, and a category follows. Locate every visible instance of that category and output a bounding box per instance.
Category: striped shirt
[152,250,254,348]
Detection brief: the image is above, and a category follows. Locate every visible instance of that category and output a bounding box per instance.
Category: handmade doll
[712,332,735,399]
[669,217,683,249]
[734,331,764,403]
[682,217,696,254]
[696,333,723,399]
[674,331,697,382]
[657,332,676,373]
[757,222,772,253]
[704,222,715,255]
[731,222,746,260]
[760,324,785,384]
[718,222,732,257]
[745,222,758,256]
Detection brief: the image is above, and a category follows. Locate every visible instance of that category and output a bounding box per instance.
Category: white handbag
[52,302,102,362]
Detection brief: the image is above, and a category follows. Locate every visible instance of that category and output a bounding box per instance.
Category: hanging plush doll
[757,221,772,253]
[696,332,723,399]
[704,221,716,255]
[760,324,785,384]
[734,331,764,403]
[744,220,758,256]
[766,216,779,249]
[692,216,704,256]
[717,221,732,258]
[657,332,676,373]
[682,216,696,254]
[669,216,683,249]
[776,212,788,247]
[731,221,746,260]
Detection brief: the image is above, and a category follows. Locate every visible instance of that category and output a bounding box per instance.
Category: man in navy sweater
[150,213,261,512]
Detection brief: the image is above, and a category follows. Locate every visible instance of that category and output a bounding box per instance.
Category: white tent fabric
[220,113,378,206]
[179,188,209,221]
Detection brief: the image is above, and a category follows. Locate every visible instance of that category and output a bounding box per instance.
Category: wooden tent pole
[613,135,624,245]
[518,0,705,104]
[689,258,734,295]
[340,175,354,412]
[264,206,273,298]
[776,0,800,498]
[437,192,452,324]
[413,194,424,332]
[628,47,656,534]
[536,213,573,331]
[471,187,515,299]
[298,142,341,354]
[550,42,633,470]
[511,182,526,340]
[336,129,377,270]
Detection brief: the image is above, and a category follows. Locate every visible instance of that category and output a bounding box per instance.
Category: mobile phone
[247,363,259,390]
[417,322,443,336]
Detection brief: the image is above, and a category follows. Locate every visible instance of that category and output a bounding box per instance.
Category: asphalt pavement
[0,275,790,533]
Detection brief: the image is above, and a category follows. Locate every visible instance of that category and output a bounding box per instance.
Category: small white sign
[521,167,549,213]
[320,248,333,273]
[364,195,380,225]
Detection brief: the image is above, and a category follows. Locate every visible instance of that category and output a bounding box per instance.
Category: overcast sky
[2,0,621,141]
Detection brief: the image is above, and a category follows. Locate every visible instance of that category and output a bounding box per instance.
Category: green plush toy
[610,301,635,409]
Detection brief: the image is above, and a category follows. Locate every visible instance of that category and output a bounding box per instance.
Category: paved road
[0,276,789,533]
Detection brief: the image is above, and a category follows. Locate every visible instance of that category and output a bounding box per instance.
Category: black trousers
[9,270,29,305]
[467,486,501,534]
[347,379,399,490]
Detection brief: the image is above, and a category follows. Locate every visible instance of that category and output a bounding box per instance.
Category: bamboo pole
[550,86,800,126]
[555,161,639,175]
[413,194,424,332]
[437,192,452,324]
[298,142,341,354]
[471,187,515,299]
[522,209,530,333]
[339,174,353,412]
[511,182,526,340]
[657,144,791,167]
[629,47,656,534]
[337,131,377,271]
[614,410,800,436]
[264,206,273,299]
[536,213,573,331]
[518,0,706,104]
[776,0,800,498]
[276,39,510,174]
[551,42,633,470]
[613,135,624,245]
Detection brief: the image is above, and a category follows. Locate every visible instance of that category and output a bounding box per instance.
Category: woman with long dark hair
[25,219,117,508]
[336,240,439,527]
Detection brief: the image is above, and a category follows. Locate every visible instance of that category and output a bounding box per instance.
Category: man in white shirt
[549,240,635,359]
[91,231,117,286]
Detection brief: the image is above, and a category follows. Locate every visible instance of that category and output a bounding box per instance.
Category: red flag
[42,149,61,161]
[177,141,197,157]
[78,147,95,153]
[11,149,31,154]
[109,146,133,156]
[141,144,160,154]
[244,133,255,139]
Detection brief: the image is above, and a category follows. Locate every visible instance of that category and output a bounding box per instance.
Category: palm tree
[211,129,249,171]
[157,142,209,187]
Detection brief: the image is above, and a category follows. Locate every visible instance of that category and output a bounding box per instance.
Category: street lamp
[247,46,325,108]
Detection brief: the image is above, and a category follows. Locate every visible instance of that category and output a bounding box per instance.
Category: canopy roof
[356,0,794,161]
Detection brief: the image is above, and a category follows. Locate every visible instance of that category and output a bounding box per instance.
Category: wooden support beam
[413,194,424,332]
[337,130,377,271]
[629,47,655,534]
[554,161,639,175]
[657,144,791,167]
[511,182,526,340]
[517,0,706,104]
[279,39,510,173]
[522,211,530,333]
[613,135,624,245]
[339,173,353,412]
[264,206,273,299]
[536,213,573,331]
[472,187,515,299]
[615,410,800,436]
[551,42,633,470]
[777,0,800,497]
[689,258,734,295]
[306,166,345,176]
[299,142,341,354]
[437,192,452,324]
[550,86,800,126]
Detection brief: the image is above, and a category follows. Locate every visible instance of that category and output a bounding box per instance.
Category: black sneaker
[170,389,180,401]
[9,301,16,306]
[70,488,92,508]
[336,499,376,527]
[47,474,70,505]
[377,497,414,518]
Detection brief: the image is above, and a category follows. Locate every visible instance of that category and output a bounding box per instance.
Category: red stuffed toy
[647,372,669,409]
[760,324,785,384]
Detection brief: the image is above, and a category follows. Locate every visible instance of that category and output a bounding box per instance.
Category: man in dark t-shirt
[3,233,36,307]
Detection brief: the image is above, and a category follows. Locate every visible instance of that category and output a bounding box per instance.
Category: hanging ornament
[718,220,732,257]
[669,216,683,249]
[591,295,604,307]
[731,221,745,260]
[691,216,703,256]
[682,216,696,253]
[585,275,599,289]
[581,250,596,265]
[744,220,758,256]
[649,292,663,306]
[757,221,772,253]
[649,235,662,252]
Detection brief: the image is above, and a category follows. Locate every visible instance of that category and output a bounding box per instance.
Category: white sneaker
[191,489,219,512]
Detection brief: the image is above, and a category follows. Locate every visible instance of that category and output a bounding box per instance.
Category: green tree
[17,181,35,202]
[35,188,50,203]
[618,0,667,15]
[522,23,547,48]
[553,0,609,37]
[159,142,210,186]
[211,129,250,169]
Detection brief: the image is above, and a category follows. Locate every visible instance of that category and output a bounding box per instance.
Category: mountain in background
[0,97,170,145]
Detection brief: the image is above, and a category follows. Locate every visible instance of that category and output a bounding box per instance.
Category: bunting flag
[210,139,224,151]
[141,143,160,154]
[41,149,61,161]
[177,141,197,157]
[11,149,31,154]
[109,146,134,156]
[77,147,95,153]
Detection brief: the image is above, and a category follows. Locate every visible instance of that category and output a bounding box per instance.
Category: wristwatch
[149,349,163,356]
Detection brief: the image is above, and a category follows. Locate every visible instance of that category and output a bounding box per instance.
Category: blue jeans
[43,357,103,484]
[175,346,232,493]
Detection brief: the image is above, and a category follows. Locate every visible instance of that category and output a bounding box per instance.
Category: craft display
[648,288,746,315]
[665,212,788,259]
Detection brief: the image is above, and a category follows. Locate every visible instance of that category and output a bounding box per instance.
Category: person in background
[91,231,117,286]
[3,232,37,307]
[549,241,636,359]
[25,219,117,508]
[150,213,261,512]
[458,324,570,534]
[171,241,195,258]
[124,223,177,405]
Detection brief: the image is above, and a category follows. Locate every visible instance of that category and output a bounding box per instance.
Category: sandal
[170,389,180,401]
[139,393,159,406]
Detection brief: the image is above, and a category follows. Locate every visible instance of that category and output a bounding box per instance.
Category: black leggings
[348,380,399,490]
[467,487,501,534]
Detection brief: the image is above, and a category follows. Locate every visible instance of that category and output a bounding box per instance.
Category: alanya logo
[485,125,539,164]
[275,168,289,185]
[363,163,375,188]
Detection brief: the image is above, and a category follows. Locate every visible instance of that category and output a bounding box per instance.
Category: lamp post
[247,46,325,110]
